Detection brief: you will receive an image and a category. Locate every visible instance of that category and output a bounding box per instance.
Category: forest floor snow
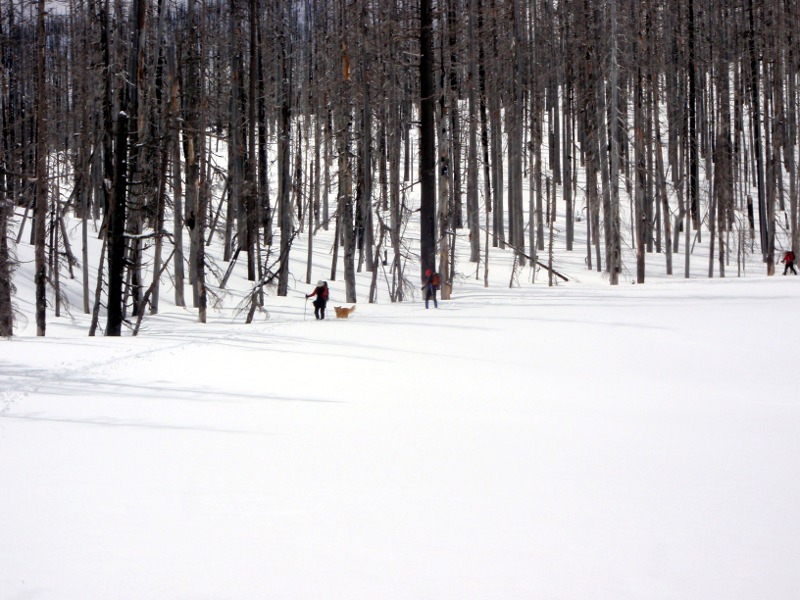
[2,253,799,598]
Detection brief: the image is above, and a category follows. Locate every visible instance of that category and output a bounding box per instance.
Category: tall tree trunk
[419,0,437,277]
[0,148,11,337]
[359,0,374,274]
[389,90,403,300]
[478,0,494,269]
[186,0,206,322]
[788,37,799,257]
[257,21,272,248]
[747,0,768,259]
[653,72,673,276]
[228,0,245,264]
[563,75,574,252]
[634,63,646,284]
[276,5,293,297]
[608,0,621,285]
[466,0,480,263]
[438,64,451,300]
[106,110,129,336]
[508,0,524,264]
[688,0,700,235]
[338,110,357,302]
[35,0,48,336]
[167,43,186,307]
[715,51,733,279]
[245,0,259,282]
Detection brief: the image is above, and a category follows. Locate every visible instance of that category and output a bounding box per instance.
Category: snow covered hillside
[2,203,800,598]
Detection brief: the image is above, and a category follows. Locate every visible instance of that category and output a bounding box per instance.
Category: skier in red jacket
[421,269,439,309]
[306,281,329,319]
[782,250,797,275]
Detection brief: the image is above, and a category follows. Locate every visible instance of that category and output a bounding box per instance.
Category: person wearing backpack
[306,281,329,319]
[782,250,797,275]
[421,269,439,309]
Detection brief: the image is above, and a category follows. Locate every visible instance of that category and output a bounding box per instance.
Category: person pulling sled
[306,281,329,319]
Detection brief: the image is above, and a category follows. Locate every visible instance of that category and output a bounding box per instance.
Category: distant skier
[782,250,797,275]
[306,281,329,319]
[421,269,439,309]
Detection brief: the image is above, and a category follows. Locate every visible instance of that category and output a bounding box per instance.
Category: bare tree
[419,0,436,278]
[34,0,48,335]
[0,151,11,336]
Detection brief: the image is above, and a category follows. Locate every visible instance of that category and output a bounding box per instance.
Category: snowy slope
[2,175,800,599]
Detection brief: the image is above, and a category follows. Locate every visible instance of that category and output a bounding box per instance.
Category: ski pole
[304,296,308,321]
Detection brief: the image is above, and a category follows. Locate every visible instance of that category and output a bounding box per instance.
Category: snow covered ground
[2,209,800,598]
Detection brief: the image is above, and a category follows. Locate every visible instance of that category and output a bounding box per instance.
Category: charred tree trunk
[34,0,48,336]
[747,0,768,259]
[419,0,437,277]
[466,0,480,263]
[276,4,293,297]
[106,110,129,336]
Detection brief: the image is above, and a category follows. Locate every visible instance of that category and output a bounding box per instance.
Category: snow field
[2,271,799,598]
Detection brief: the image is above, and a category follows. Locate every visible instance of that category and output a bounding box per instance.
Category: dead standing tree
[419,0,437,279]
[276,0,294,297]
[34,0,47,335]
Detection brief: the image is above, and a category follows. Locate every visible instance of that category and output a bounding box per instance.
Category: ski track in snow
[0,336,201,416]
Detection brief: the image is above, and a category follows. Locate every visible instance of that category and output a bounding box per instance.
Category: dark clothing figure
[782,251,797,275]
[307,281,329,319]
[421,269,438,309]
